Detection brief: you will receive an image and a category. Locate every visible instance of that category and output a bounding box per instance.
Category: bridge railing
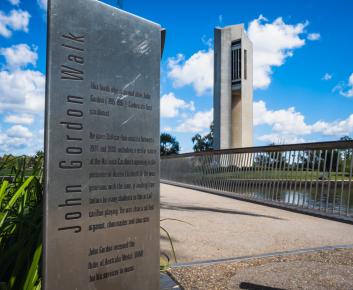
[160,140,353,222]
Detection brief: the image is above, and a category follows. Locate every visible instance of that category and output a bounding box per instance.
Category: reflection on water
[228,181,353,216]
[189,177,353,218]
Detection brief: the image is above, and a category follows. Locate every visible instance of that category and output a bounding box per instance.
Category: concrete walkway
[160,183,353,263]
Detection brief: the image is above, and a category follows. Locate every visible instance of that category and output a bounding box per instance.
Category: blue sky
[0,0,352,154]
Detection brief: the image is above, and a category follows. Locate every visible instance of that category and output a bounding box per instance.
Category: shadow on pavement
[161,203,285,220]
[239,282,286,290]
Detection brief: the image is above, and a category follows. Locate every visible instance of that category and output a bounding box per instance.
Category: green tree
[340,136,353,174]
[160,133,180,156]
[192,122,214,152]
[340,136,352,141]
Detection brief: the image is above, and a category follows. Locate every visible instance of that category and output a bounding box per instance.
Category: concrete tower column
[214,24,253,149]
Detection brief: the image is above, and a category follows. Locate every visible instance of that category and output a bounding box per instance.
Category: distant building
[214,24,253,149]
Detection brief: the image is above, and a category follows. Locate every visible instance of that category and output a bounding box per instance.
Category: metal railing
[161,141,353,222]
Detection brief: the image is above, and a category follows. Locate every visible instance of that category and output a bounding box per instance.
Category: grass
[186,168,352,182]
[0,155,179,287]
[0,155,43,290]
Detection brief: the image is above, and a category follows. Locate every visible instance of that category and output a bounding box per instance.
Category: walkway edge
[160,180,353,225]
[172,243,353,268]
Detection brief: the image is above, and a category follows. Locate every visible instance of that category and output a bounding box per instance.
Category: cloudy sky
[0,0,352,155]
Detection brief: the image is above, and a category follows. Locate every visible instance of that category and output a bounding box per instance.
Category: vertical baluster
[201,154,207,188]
[248,152,256,198]
[319,150,328,211]
[289,151,297,204]
[326,149,334,213]
[332,149,340,213]
[223,153,230,192]
[339,153,347,215]
[224,153,230,192]
[225,153,231,191]
[264,151,270,200]
[255,152,262,199]
[192,156,195,185]
[260,152,267,200]
[292,151,301,205]
[298,150,305,206]
[200,155,205,187]
[205,154,212,189]
[228,153,235,193]
[275,151,284,202]
[347,149,353,217]
[232,153,238,194]
[250,152,258,198]
[219,154,225,191]
[245,153,252,196]
[272,151,281,201]
[239,153,245,194]
[222,153,228,191]
[209,154,214,189]
[283,150,291,204]
[314,150,322,210]
[240,153,248,195]
[220,153,226,191]
[285,151,293,204]
[194,155,197,186]
[232,153,239,193]
[215,154,220,190]
[242,153,248,195]
[229,153,236,193]
[309,150,316,209]
[302,150,310,208]
[236,153,242,194]
[268,151,277,201]
[280,151,289,203]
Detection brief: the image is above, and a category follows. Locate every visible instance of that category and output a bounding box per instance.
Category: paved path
[160,183,353,263]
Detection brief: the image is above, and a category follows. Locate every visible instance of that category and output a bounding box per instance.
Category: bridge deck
[160,183,353,263]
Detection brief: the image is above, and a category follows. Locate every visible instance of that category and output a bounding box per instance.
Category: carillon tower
[214,24,253,149]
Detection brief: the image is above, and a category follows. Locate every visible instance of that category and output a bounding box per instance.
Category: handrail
[160,140,353,222]
[161,140,353,159]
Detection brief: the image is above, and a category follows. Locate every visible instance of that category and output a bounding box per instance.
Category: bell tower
[214,24,253,149]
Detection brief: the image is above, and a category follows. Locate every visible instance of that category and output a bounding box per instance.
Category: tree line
[160,124,352,158]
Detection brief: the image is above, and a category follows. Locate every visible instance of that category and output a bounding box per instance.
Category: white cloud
[321,73,332,81]
[311,115,353,136]
[37,0,47,11]
[7,125,33,138]
[257,133,305,144]
[307,33,320,41]
[0,126,42,155]
[167,48,214,96]
[160,92,195,118]
[248,15,308,89]
[163,127,172,132]
[335,73,353,97]
[8,0,20,5]
[0,44,38,69]
[167,15,316,94]
[176,109,213,133]
[0,9,30,38]
[255,100,353,143]
[4,113,34,124]
[254,100,310,135]
[0,69,45,113]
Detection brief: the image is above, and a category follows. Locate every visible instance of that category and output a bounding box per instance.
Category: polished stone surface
[44,0,161,289]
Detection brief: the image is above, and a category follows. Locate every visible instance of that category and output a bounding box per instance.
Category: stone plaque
[44,0,161,289]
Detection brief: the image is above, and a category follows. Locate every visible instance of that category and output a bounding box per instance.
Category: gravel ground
[168,248,353,290]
